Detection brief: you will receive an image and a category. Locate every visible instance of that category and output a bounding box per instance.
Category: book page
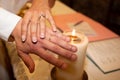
[87,37,120,73]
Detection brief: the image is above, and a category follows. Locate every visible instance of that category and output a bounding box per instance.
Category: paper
[67,21,97,36]
[87,37,120,73]
[53,13,119,42]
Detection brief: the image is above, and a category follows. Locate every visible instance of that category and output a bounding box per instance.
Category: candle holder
[50,67,88,80]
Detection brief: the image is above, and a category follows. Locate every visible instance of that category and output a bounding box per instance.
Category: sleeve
[0,7,21,41]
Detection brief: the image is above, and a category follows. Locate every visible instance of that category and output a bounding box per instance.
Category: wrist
[31,0,49,7]
[11,20,22,41]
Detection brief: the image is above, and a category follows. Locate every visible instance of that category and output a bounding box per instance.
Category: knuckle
[30,20,37,25]
[52,45,59,51]
[31,31,36,34]
[50,37,58,43]
[21,31,26,35]
[26,10,31,15]
[22,21,28,26]
[29,44,36,51]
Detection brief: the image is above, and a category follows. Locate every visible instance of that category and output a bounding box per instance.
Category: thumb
[18,51,35,73]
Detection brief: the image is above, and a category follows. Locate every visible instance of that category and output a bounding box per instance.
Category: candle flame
[72,29,76,36]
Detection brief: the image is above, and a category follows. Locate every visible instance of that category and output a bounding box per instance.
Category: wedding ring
[40,14,46,18]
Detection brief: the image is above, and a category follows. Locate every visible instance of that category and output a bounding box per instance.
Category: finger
[30,12,39,43]
[30,22,37,43]
[40,15,46,39]
[37,20,40,38]
[17,50,35,73]
[49,36,77,52]
[46,11,57,32]
[47,29,70,42]
[35,47,67,69]
[55,32,71,42]
[21,12,32,42]
[41,39,77,61]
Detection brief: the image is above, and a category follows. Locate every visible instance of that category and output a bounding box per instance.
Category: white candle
[55,29,88,80]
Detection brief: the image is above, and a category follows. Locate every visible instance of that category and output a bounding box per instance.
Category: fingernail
[53,25,57,32]
[61,63,67,69]
[66,37,70,42]
[29,66,34,73]
[22,35,26,42]
[40,33,45,39]
[71,54,77,61]
[53,29,57,32]
[32,37,37,42]
[72,46,77,52]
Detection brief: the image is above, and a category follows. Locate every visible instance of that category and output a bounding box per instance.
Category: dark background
[60,0,120,35]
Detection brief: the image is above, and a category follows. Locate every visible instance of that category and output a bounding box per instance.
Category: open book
[87,37,120,73]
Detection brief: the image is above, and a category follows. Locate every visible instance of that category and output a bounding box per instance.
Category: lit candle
[53,29,88,80]
[68,29,81,44]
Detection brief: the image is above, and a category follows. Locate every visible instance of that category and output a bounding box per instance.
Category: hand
[12,19,77,73]
[21,0,56,43]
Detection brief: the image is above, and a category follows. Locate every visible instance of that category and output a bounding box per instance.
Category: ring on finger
[40,14,46,18]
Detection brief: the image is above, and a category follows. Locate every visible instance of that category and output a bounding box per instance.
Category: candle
[53,29,88,80]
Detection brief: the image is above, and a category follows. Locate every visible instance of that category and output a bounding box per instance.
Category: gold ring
[40,14,45,18]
